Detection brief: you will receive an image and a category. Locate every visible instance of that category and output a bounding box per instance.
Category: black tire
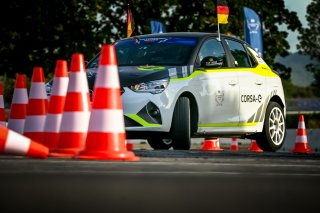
[147,138,172,150]
[171,97,191,150]
[255,101,286,151]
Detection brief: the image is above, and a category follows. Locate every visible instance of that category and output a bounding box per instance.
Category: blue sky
[282,0,312,53]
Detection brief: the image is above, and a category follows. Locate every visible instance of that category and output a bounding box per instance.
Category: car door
[196,38,240,130]
[224,38,266,128]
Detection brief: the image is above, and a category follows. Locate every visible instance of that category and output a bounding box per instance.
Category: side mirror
[201,56,223,68]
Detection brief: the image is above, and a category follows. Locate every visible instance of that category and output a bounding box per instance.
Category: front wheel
[171,97,191,150]
[255,102,286,151]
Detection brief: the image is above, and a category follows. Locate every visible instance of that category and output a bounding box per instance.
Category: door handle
[228,80,237,86]
[255,80,263,85]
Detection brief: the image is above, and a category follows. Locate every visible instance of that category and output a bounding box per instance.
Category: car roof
[122,32,244,43]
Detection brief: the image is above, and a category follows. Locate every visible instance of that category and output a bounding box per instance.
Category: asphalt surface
[1,150,320,213]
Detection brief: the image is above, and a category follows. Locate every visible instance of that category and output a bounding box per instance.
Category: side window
[247,48,258,67]
[225,39,252,68]
[198,39,227,67]
[246,46,259,67]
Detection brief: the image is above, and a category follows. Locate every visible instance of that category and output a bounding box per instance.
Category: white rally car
[86,32,286,151]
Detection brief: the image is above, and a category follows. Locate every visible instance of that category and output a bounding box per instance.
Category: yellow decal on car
[126,114,161,127]
[198,122,259,127]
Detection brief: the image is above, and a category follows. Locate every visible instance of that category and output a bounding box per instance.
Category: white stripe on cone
[231,141,238,145]
[24,116,46,132]
[295,135,308,143]
[96,65,120,88]
[60,112,91,132]
[5,130,30,155]
[298,122,305,129]
[51,77,69,96]
[11,89,28,104]
[7,119,25,133]
[44,114,63,132]
[89,109,125,132]
[68,72,89,92]
[29,83,48,99]
[0,96,4,108]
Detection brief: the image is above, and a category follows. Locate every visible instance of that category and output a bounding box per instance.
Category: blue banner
[150,20,167,34]
[244,7,263,57]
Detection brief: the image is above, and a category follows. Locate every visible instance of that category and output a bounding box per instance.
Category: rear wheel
[147,138,172,150]
[171,97,191,150]
[256,102,286,151]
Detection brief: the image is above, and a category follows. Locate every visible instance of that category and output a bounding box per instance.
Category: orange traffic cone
[7,74,28,134]
[0,83,6,126]
[42,60,69,151]
[230,137,238,151]
[50,54,91,158]
[126,140,134,151]
[248,140,263,152]
[201,138,223,150]
[77,45,138,161]
[291,115,313,154]
[0,125,48,159]
[23,67,48,143]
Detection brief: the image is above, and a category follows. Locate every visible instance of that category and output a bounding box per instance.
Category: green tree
[0,0,301,81]
[0,0,115,78]
[297,0,320,96]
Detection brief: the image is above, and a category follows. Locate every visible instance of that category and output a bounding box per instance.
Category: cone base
[27,142,49,159]
[42,133,59,151]
[291,142,314,154]
[291,148,314,154]
[201,145,224,151]
[248,149,263,153]
[49,148,81,158]
[248,143,263,152]
[76,150,139,161]
[126,143,134,151]
[291,147,314,154]
[230,147,238,151]
[201,147,224,151]
[201,139,223,151]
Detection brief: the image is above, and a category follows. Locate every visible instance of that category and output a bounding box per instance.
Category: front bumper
[122,87,174,133]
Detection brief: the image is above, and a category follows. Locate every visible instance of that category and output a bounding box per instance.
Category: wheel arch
[269,95,285,112]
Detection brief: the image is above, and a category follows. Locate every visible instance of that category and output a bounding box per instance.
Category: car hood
[118,66,170,87]
[87,65,180,88]
[87,65,195,88]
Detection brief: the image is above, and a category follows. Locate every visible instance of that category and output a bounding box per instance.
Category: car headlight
[129,78,169,94]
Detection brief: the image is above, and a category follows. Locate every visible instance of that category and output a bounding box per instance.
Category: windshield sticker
[168,68,178,78]
[182,66,188,77]
[137,66,166,71]
[133,37,197,45]
[138,38,168,43]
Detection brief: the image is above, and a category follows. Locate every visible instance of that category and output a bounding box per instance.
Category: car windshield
[87,37,198,68]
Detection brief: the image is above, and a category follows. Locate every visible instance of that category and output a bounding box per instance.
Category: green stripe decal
[126,114,161,127]
[198,122,259,127]
[171,66,278,82]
